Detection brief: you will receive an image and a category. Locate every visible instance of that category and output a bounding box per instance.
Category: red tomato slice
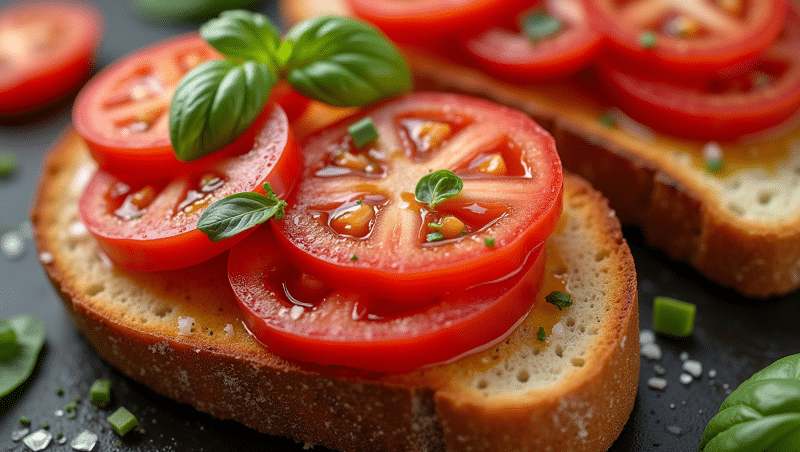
[585,0,787,78]
[78,102,301,271]
[271,93,563,305]
[463,0,602,82]
[228,224,546,372]
[344,0,531,45]
[0,1,103,116]
[73,33,308,182]
[597,3,800,141]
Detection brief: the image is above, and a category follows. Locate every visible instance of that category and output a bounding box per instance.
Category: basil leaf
[283,16,412,107]
[197,183,287,242]
[699,353,800,452]
[169,59,275,162]
[200,10,282,66]
[0,314,46,398]
[415,170,463,209]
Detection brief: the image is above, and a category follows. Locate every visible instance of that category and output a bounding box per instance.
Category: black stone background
[1,1,799,451]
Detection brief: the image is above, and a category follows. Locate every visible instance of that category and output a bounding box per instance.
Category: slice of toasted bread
[31,117,637,451]
[282,0,800,298]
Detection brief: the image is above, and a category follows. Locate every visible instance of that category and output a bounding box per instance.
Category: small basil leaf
[169,59,275,162]
[197,183,287,242]
[0,314,46,398]
[200,10,281,66]
[415,170,463,209]
[699,353,800,452]
[284,16,412,107]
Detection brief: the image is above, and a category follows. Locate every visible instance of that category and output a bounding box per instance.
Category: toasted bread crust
[32,126,637,452]
[281,0,800,298]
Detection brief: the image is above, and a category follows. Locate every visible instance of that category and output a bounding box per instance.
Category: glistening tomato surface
[228,225,546,372]
[271,93,563,305]
[0,1,103,116]
[73,33,309,181]
[585,0,787,78]
[598,3,800,141]
[463,0,602,82]
[79,102,301,271]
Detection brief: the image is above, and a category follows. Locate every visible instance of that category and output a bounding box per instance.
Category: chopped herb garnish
[350,254,358,261]
[484,237,495,247]
[20,416,31,425]
[545,291,574,310]
[639,31,657,49]
[74,395,81,403]
[427,232,444,242]
[55,386,63,396]
[90,379,111,407]
[56,432,63,440]
[521,12,562,43]
[598,113,616,128]
[537,327,547,341]
[653,296,696,337]
[65,401,77,412]
[428,222,442,229]
[108,407,139,436]
[0,152,18,179]
[356,199,363,205]
[41,423,49,429]
[348,117,379,148]
[415,170,463,209]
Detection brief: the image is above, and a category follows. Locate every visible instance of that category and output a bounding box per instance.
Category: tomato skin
[585,0,788,79]
[78,102,301,271]
[228,225,546,372]
[597,3,800,141]
[463,0,603,82]
[0,1,103,116]
[272,93,563,304]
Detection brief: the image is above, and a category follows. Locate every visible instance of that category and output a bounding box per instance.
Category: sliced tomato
[344,0,531,45]
[229,224,547,372]
[598,3,800,141]
[72,33,307,182]
[78,102,301,271]
[271,93,563,306]
[585,0,787,78]
[0,1,103,116]
[463,0,602,82]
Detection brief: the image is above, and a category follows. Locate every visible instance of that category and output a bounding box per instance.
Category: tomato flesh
[0,1,103,115]
[463,0,603,82]
[78,102,301,271]
[598,3,800,141]
[271,93,563,304]
[229,225,547,372]
[585,0,787,78]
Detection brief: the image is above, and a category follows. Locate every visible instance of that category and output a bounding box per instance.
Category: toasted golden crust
[282,0,800,298]
[32,125,637,452]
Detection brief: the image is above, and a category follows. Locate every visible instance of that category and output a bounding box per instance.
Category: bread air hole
[84,283,104,296]
[152,304,173,318]
[571,358,585,367]
[516,370,530,383]
[758,190,775,205]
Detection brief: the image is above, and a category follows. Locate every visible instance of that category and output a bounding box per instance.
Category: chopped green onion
[347,117,379,148]
[0,152,18,179]
[639,31,657,49]
[653,296,696,337]
[55,386,64,396]
[107,407,138,436]
[0,317,20,362]
[20,416,31,425]
[521,12,562,43]
[90,379,111,407]
[484,237,495,247]
[350,254,358,261]
[545,291,573,310]
[426,232,444,242]
[537,327,547,341]
[41,423,49,429]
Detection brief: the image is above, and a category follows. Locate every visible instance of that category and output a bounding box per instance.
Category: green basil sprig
[197,183,287,242]
[698,353,800,452]
[1,314,46,398]
[415,170,463,209]
[169,11,412,162]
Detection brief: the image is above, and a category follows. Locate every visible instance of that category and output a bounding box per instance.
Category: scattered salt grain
[722,383,730,390]
[653,364,666,375]
[669,403,675,409]
[224,324,234,337]
[39,252,53,264]
[639,330,655,344]
[54,409,64,417]
[12,428,29,441]
[683,360,703,378]
[1,230,25,260]
[640,342,662,360]
[708,369,717,378]
[679,351,689,361]
[666,425,682,435]
[69,221,88,238]
[648,377,668,390]
[178,316,194,336]
[679,373,693,385]
[23,429,52,451]
[551,321,564,337]
[70,430,98,451]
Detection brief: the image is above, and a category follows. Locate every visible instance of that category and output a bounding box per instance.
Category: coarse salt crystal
[23,429,52,451]
[290,305,304,320]
[178,316,194,336]
[70,430,98,451]
[640,342,662,360]
[683,360,703,378]
[647,377,668,390]
[224,324,234,337]
[12,428,29,442]
[39,252,54,264]
[639,329,655,344]
[666,425,682,435]
[708,369,717,378]
[680,373,693,385]
[551,322,564,337]
[679,351,689,361]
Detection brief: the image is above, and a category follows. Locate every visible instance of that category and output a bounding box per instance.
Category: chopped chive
[537,327,547,341]
[521,12,563,42]
[65,401,77,412]
[347,117,379,148]
[20,416,31,425]
[350,254,358,261]
[90,379,111,407]
[108,407,138,436]
[545,291,574,310]
[0,152,18,178]
[653,296,696,337]
[41,423,49,429]
[55,386,64,396]
[426,232,444,242]
[639,31,657,49]
[56,432,63,440]
[484,237,495,247]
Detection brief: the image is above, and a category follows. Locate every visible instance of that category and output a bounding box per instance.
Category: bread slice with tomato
[32,96,638,451]
[283,0,800,298]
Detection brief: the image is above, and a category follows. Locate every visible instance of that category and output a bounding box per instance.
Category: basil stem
[197,183,287,242]
[415,170,463,209]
